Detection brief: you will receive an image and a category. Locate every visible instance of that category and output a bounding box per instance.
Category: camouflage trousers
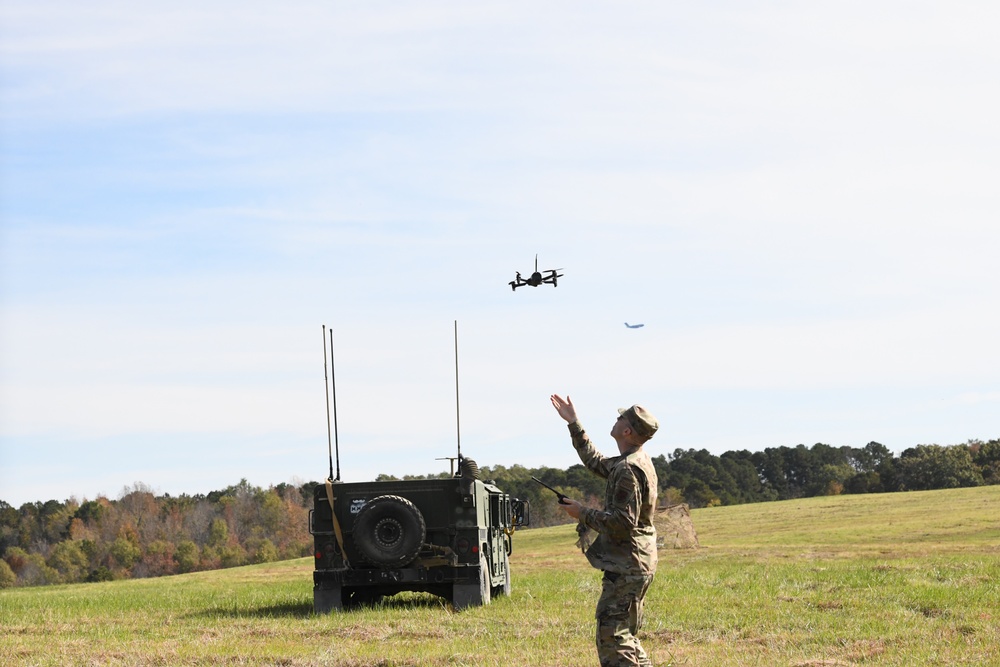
[595,570,655,667]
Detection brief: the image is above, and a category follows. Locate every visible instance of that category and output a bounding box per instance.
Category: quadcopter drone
[509,255,564,291]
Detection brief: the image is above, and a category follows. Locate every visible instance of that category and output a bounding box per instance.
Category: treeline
[0,479,314,589]
[3,438,998,589]
[651,438,999,507]
[385,438,1000,519]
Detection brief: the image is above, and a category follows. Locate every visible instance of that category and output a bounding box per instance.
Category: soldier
[550,394,659,667]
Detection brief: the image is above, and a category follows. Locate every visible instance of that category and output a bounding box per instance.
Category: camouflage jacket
[569,420,658,576]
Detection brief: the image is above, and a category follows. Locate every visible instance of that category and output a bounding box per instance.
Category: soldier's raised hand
[550,394,577,424]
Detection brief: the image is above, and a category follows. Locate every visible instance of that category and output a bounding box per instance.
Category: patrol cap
[618,405,659,440]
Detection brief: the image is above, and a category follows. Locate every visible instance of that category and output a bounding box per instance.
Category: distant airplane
[624,323,644,329]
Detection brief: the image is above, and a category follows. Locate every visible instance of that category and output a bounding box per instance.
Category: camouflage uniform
[568,417,659,667]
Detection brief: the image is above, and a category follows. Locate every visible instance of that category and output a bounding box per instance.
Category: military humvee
[311,323,528,611]
[310,457,529,611]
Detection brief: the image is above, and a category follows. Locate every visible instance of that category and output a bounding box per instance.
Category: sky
[2,1,998,507]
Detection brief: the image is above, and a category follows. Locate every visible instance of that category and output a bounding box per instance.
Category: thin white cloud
[951,392,1000,405]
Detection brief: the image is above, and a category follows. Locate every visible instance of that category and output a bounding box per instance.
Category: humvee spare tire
[353,494,426,568]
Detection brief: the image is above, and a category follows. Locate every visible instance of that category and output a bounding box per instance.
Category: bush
[47,540,89,583]
[218,544,247,568]
[134,540,176,578]
[5,547,59,586]
[0,558,16,588]
[86,566,114,583]
[110,537,141,570]
[174,540,199,573]
[249,538,279,564]
[3,546,29,573]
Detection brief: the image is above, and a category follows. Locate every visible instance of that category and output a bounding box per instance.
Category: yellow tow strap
[324,478,349,567]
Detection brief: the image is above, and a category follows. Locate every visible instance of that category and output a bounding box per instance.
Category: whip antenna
[329,327,341,481]
[454,320,461,464]
[322,325,334,481]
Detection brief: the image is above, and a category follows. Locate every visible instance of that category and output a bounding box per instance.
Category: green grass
[3,486,999,666]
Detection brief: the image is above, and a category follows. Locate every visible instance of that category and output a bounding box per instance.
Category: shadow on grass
[190,594,448,619]
[188,600,316,619]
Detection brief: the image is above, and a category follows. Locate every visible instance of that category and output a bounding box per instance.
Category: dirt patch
[844,639,887,661]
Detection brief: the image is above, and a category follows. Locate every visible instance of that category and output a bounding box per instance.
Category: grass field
[2,486,999,666]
